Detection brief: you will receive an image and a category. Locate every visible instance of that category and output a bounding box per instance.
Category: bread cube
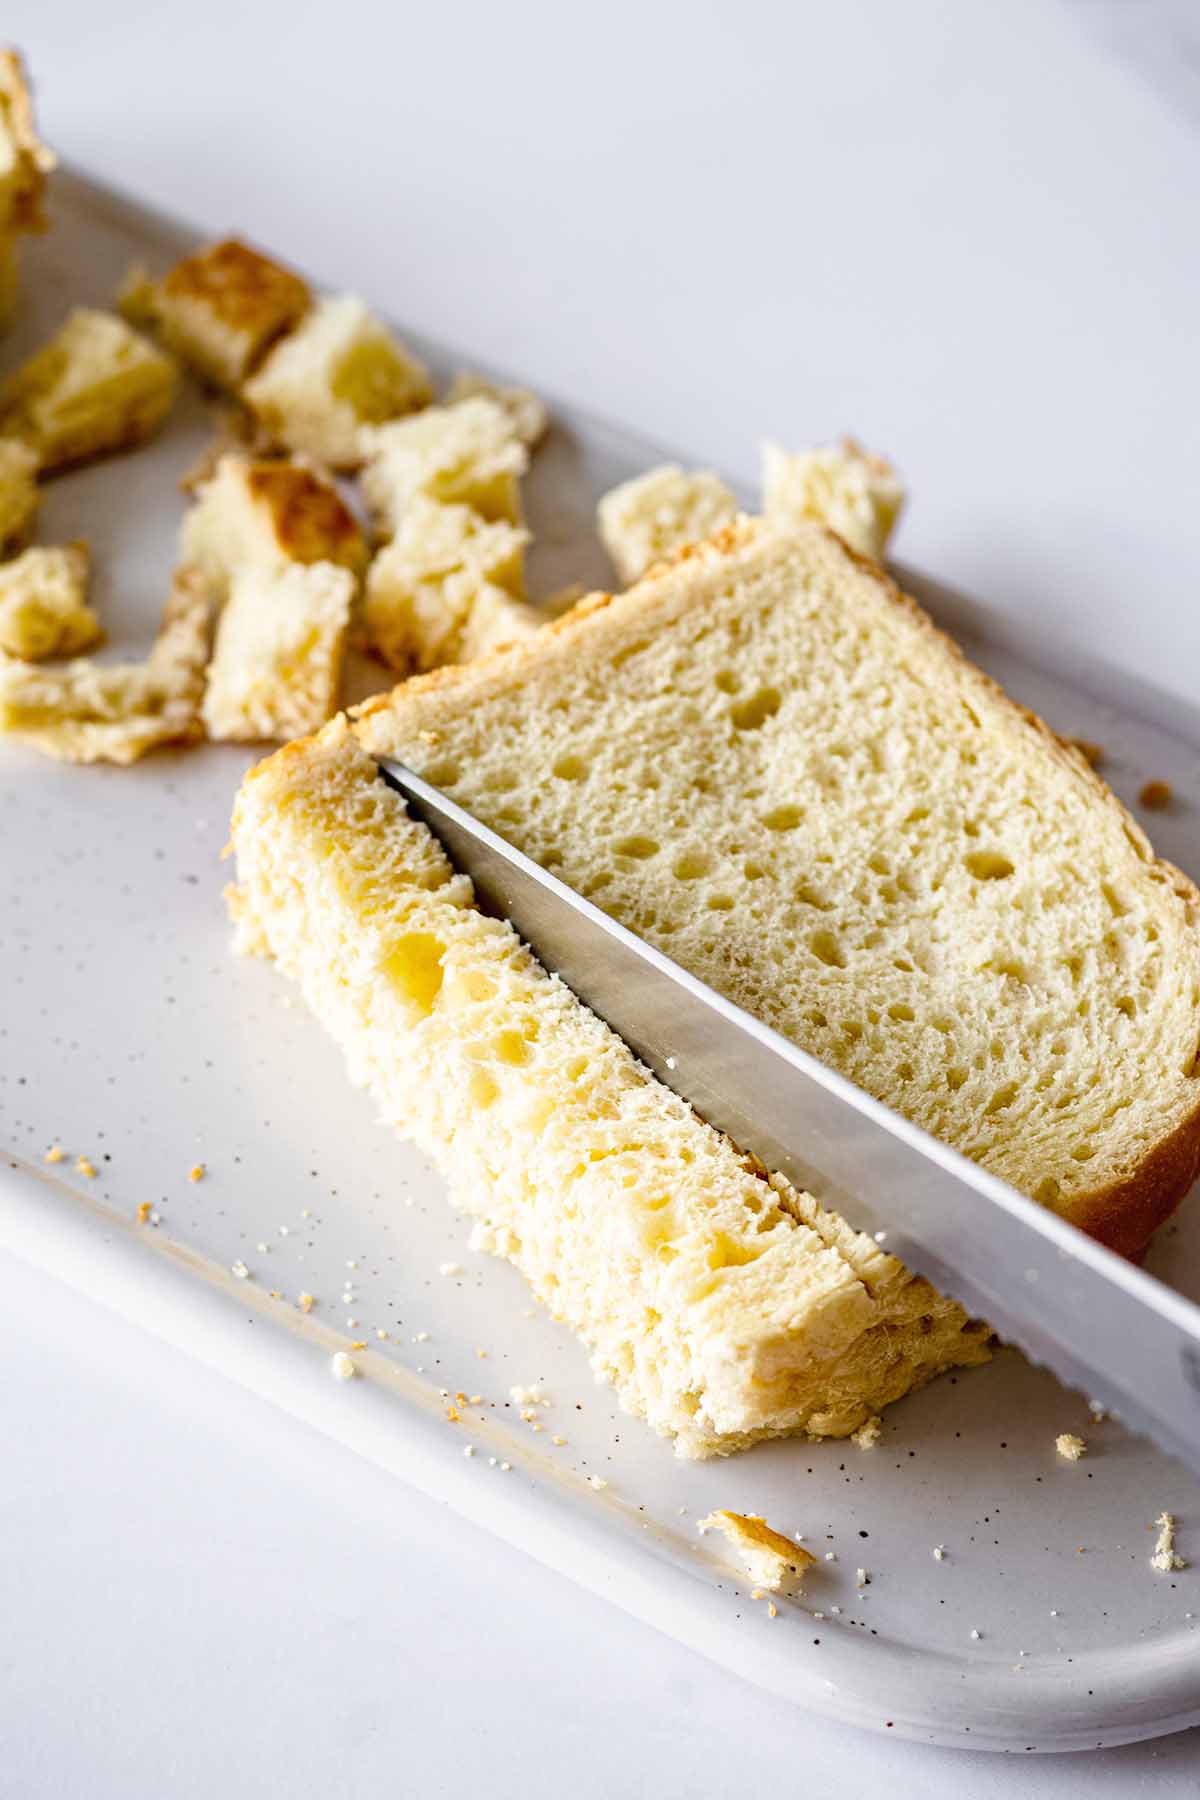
[0,543,98,659]
[761,437,904,561]
[363,495,528,671]
[0,435,38,551]
[202,560,353,742]
[445,371,547,447]
[0,50,54,324]
[0,309,178,472]
[180,452,366,599]
[456,584,541,663]
[244,295,432,468]
[360,398,528,535]
[597,464,737,585]
[0,565,212,763]
[121,238,311,389]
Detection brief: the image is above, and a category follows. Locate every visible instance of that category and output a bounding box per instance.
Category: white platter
[3,170,1200,1755]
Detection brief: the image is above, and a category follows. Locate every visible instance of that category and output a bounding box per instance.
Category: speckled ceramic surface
[3,172,1200,1754]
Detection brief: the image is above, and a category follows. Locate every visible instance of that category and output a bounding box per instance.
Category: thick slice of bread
[360,398,529,534]
[356,520,1200,1256]
[229,719,989,1456]
[762,438,904,561]
[0,309,178,472]
[0,566,212,763]
[181,453,367,600]
[243,295,432,468]
[0,435,39,551]
[0,543,97,659]
[597,464,738,585]
[363,496,530,671]
[120,239,311,389]
[202,560,353,742]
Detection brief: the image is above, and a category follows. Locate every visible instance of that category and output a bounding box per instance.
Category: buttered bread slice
[229,720,989,1457]
[356,519,1200,1257]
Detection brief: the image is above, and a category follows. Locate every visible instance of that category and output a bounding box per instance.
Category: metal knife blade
[379,758,1200,1476]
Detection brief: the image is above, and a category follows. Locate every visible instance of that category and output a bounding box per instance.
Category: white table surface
[4,2,1200,1792]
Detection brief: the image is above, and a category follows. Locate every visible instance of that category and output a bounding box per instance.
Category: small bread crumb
[1139,780,1173,811]
[330,1351,356,1381]
[231,1259,249,1280]
[1151,1511,1187,1574]
[136,1200,152,1224]
[75,1156,96,1178]
[188,1163,205,1182]
[932,1544,947,1561]
[697,1510,816,1594]
[43,1144,64,1164]
[851,1414,881,1450]
[1056,1432,1087,1461]
[297,1291,315,1313]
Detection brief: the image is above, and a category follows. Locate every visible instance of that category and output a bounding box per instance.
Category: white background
[4,2,1200,1792]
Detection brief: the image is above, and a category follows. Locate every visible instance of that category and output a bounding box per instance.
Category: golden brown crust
[246,461,365,569]
[161,239,310,339]
[349,519,1200,1258]
[0,50,55,233]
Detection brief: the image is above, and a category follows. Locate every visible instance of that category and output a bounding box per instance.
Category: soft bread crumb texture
[445,371,547,447]
[697,1510,816,1593]
[0,435,39,550]
[597,464,738,585]
[1151,1511,1186,1573]
[120,238,311,389]
[355,520,1200,1256]
[360,398,529,534]
[229,720,989,1457]
[1055,1431,1087,1461]
[363,495,531,671]
[762,438,904,561]
[0,309,178,472]
[181,452,366,599]
[244,294,432,468]
[203,560,353,742]
[0,543,97,659]
[851,1413,882,1449]
[0,565,212,763]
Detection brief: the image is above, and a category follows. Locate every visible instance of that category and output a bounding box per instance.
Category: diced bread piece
[0,51,54,324]
[229,719,989,1457]
[597,464,738,585]
[355,519,1200,1259]
[697,1512,816,1593]
[455,584,541,662]
[363,496,529,671]
[0,435,38,551]
[360,398,528,535]
[244,295,432,468]
[180,453,366,599]
[202,560,353,742]
[762,437,904,561]
[0,543,97,659]
[0,309,178,472]
[120,238,310,389]
[445,371,547,447]
[0,566,212,763]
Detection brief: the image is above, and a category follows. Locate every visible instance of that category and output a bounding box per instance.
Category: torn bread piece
[0,309,178,472]
[360,397,528,535]
[455,583,541,662]
[355,518,1200,1259]
[0,435,38,551]
[0,566,212,763]
[597,464,738,585]
[119,238,310,389]
[244,294,432,469]
[0,51,55,326]
[363,495,529,670]
[0,543,97,659]
[180,452,366,600]
[698,1512,817,1593]
[202,560,353,742]
[445,371,547,448]
[762,437,904,561]
[228,720,990,1457]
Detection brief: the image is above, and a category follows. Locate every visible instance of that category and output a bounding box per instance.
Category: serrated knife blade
[379,757,1200,1476]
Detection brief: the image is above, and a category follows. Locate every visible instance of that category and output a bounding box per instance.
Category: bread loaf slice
[229,719,990,1457]
[356,519,1200,1257]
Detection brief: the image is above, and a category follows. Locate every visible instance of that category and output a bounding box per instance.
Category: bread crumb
[767,1600,778,1618]
[932,1544,947,1561]
[330,1351,357,1381]
[188,1163,205,1182]
[136,1200,152,1224]
[588,1474,608,1490]
[1139,780,1173,811]
[349,1340,367,1350]
[439,1261,462,1277]
[1056,1432,1087,1461]
[1069,738,1105,768]
[698,1510,816,1594]
[75,1156,96,1178]
[851,1414,881,1450]
[297,1291,315,1313]
[231,1259,250,1280]
[856,1567,870,1588]
[970,1628,981,1641]
[1151,1512,1187,1574]
[43,1144,64,1164]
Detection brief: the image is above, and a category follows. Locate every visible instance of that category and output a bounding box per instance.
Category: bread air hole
[423,759,460,788]
[614,835,660,860]
[887,1002,915,1021]
[552,753,588,781]
[809,929,845,969]
[965,850,1015,881]
[984,1080,1019,1116]
[1116,996,1136,1019]
[1035,1177,1062,1205]
[714,669,739,693]
[673,850,712,881]
[383,932,445,1018]
[706,895,734,911]
[730,686,781,731]
[946,1066,968,1090]
[762,804,803,832]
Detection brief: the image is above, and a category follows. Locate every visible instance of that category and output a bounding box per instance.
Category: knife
[379,757,1200,1477]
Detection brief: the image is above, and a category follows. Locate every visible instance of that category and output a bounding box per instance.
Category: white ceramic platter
[4,171,1200,1755]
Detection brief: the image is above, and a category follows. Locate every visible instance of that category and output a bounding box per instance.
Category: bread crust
[353,519,1200,1261]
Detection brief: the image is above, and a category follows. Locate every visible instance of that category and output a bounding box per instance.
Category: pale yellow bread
[360,397,529,534]
[355,519,1200,1258]
[120,238,311,389]
[228,718,990,1457]
[363,495,530,672]
[0,309,178,472]
[762,437,904,561]
[0,434,38,550]
[445,372,547,448]
[0,543,97,659]
[697,1511,816,1593]
[0,51,55,326]
[180,452,367,600]
[202,560,353,742]
[597,464,737,585]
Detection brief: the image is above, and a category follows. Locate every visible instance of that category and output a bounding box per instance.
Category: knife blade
[379,757,1200,1476]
